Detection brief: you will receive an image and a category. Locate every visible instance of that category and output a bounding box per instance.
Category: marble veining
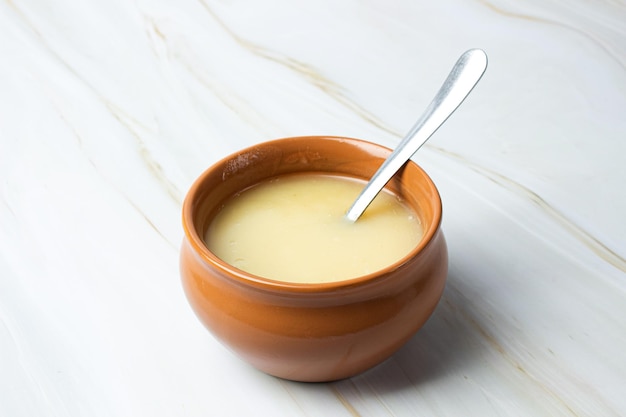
[426,144,626,275]
[479,0,626,69]
[195,0,400,137]
[1,0,625,416]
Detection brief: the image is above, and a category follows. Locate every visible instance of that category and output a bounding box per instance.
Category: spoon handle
[345,49,488,222]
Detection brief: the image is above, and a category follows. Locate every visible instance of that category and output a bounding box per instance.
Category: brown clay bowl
[180,136,448,382]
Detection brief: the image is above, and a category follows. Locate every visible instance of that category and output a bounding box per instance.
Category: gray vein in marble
[448,298,575,415]
[104,104,183,205]
[119,191,177,251]
[97,172,178,250]
[0,196,16,219]
[439,288,592,417]
[427,144,626,274]
[278,374,364,416]
[331,386,363,417]
[478,0,626,69]
[0,311,55,413]
[195,0,399,137]
[337,378,394,416]
[142,15,285,139]
[5,0,182,207]
[49,100,177,251]
[277,380,314,416]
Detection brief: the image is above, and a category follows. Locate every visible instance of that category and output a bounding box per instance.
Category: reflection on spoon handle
[345,48,488,222]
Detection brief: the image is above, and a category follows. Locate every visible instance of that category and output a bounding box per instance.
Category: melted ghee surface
[205,174,423,283]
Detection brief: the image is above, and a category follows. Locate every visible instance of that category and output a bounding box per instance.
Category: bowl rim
[182,135,443,293]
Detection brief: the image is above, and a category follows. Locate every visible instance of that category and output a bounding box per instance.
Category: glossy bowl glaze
[180,136,448,382]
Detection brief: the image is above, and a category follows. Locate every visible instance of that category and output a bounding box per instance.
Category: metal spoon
[345,48,488,222]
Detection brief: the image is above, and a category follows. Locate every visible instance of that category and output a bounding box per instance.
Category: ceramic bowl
[180,136,448,382]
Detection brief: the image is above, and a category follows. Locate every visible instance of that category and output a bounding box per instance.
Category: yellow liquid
[205,174,423,283]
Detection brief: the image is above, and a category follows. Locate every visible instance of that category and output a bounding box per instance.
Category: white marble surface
[1,0,625,415]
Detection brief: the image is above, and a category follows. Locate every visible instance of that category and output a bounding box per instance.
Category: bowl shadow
[335,268,491,393]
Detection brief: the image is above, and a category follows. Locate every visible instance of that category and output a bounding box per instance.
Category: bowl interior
[182,136,442,286]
